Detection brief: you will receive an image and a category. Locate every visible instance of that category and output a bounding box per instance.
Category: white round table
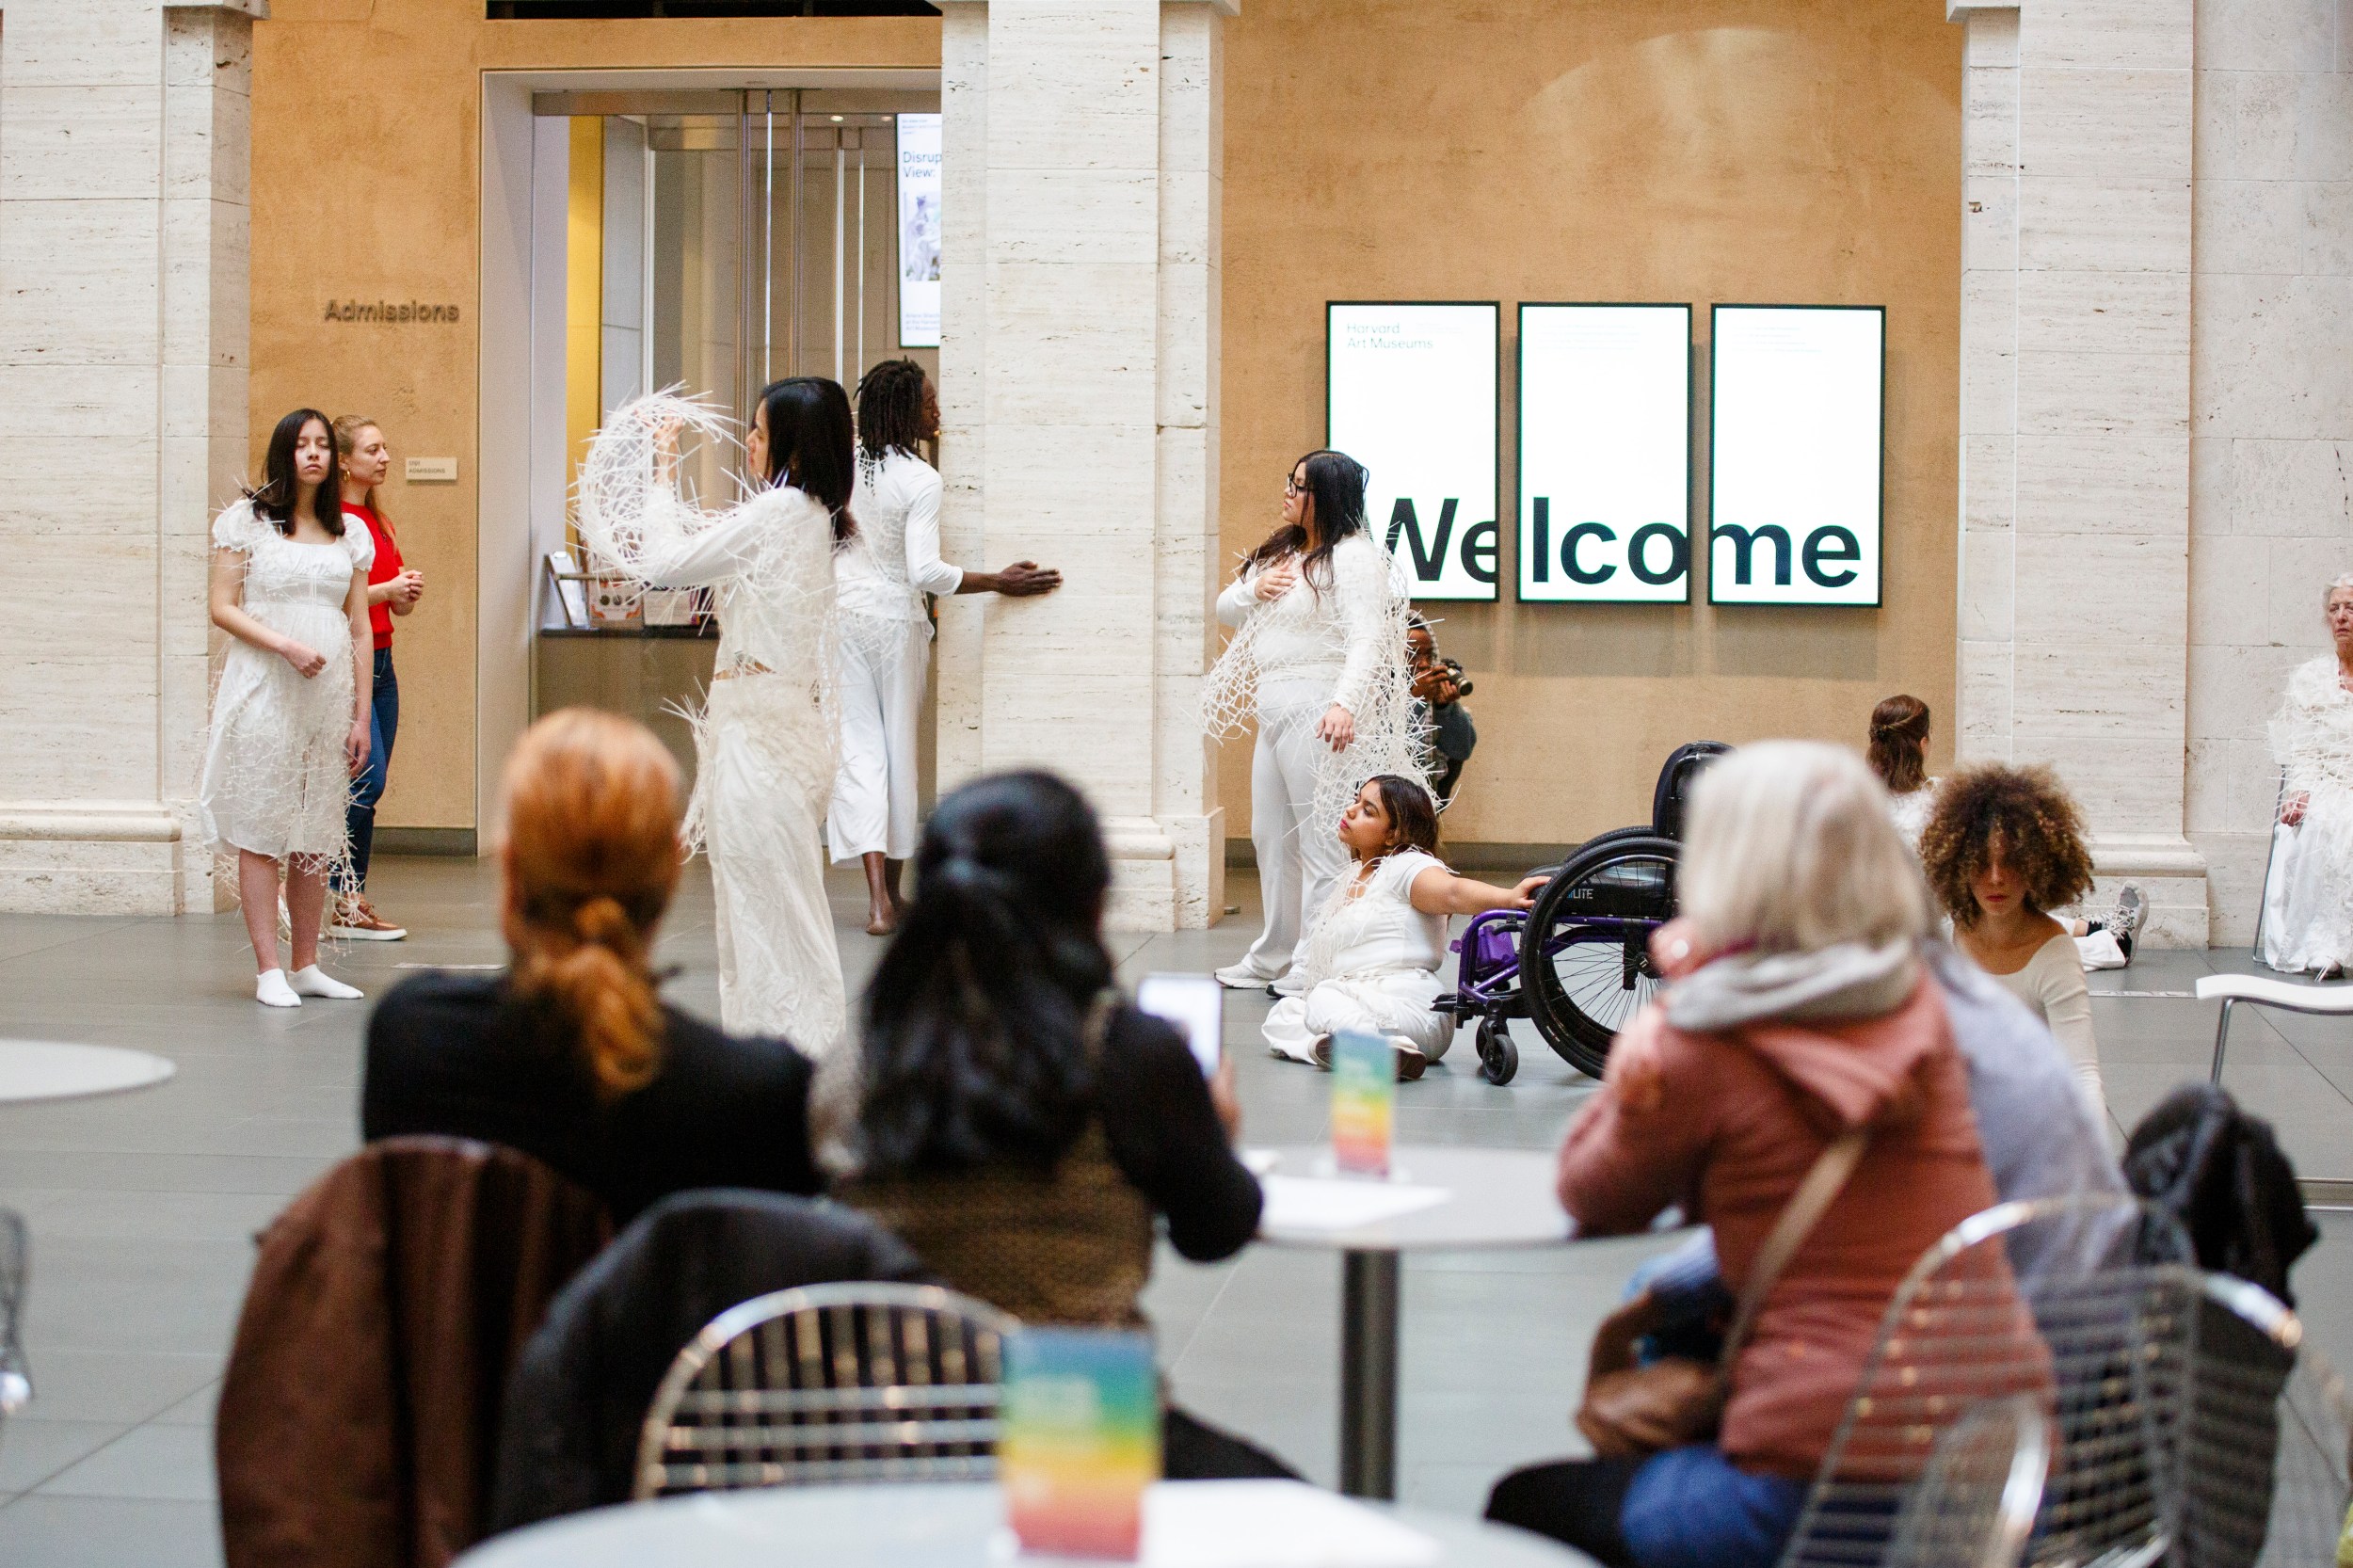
[455,1480,1600,1567]
[1255,1145,1571,1501]
[0,1039,174,1104]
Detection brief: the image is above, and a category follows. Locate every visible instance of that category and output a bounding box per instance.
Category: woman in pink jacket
[1486,742,2012,1568]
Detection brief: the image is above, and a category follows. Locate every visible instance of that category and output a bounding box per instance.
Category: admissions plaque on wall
[1327,302,1500,602]
[1517,304,1692,603]
[1708,305,1885,607]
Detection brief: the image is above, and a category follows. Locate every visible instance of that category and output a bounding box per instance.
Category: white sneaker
[1270,969,1306,999]
[256,969,301,1009]
[287,965,364,1000]
[1214,962,1278,990]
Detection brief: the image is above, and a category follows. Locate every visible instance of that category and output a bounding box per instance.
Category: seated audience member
[1486,742,2013,1568]
[827,770,1290,1480]
[2260,573,2353,977]
[1918,764,2108,1126]
[1262,775,1542,1079]
[363,708,820,1222]
[1408,616,1477,805]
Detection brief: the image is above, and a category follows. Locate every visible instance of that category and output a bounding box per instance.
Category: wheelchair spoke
[1549,934,1659,1035]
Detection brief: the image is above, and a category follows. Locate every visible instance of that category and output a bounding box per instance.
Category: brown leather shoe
[330,896,408,941]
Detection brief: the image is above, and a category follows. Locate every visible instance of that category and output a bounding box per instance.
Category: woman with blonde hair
[1487,742,2010,1568]
[362,709,821,1221]
[327,414,424,941]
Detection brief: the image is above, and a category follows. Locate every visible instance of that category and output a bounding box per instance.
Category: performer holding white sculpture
[2262,574,2353,977]
[575,381,853,1054]
[1206,450,1425,997]
[831,359,1061,936]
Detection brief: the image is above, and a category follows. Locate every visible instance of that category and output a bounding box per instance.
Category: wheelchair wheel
[1521,833,1678,1079]
[1475,1018,1518,1086]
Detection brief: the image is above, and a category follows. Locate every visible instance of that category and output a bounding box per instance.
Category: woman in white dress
[576,379,852,1055]
[2262,574,2353,976]
[1206,450,1423,997]
[831,360,1061,936]
[1264,775,1542,1079]
[201,408,374,1009]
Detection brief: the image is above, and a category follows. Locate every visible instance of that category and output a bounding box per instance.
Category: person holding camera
[1407,616,1477,806]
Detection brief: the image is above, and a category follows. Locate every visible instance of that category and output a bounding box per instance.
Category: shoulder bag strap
[1717,1126,1871,1369]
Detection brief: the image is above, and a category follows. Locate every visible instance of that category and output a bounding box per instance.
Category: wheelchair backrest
[1651,742,1732,840]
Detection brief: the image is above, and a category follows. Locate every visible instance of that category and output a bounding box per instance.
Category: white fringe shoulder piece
[1202,531,1431,831]
[2271,654,2353,794]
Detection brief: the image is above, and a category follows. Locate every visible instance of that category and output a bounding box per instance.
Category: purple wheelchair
[1436,743,1729,1085]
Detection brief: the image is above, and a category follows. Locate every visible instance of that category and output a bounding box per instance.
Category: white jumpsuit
[2263,655,2353,975]
[1264,848,1456,1064]
[828,449,960,863]
[1210,535,1416,982]
[575,394,848,1056]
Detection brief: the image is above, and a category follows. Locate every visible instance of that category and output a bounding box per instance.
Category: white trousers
[828,616,927,864]
[1241,699,1352,978]
[1264,971,1454,1063]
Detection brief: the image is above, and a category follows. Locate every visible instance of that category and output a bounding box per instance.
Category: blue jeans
[1488,1445,1804,1568]
[338,648,398,893]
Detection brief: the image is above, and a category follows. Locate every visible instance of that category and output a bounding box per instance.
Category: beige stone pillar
[936,0,1231,931]
[1951,0,2208,944]
[0,1,262,915]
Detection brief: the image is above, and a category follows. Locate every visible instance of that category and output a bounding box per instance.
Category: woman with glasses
[1205,450,1421,998]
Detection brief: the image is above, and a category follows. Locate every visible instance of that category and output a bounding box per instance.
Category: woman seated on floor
[1486,742,2012,1568]
[824,769,1292,1481]
[362,708,821,1222]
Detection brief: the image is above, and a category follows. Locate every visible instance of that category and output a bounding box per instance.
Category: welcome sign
[1327,302,1500,602]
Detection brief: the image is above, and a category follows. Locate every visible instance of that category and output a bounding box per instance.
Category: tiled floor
[0,857,2349,1563]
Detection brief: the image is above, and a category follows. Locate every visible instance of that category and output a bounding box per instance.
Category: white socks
[258,966,364,1005]
[289,965,363,1000]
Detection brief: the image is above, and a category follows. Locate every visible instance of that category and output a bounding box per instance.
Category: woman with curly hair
[1918,764,2104,1118]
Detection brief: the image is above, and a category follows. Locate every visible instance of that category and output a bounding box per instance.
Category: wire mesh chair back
[632,1281,1016,1499]
[1883,1394,2055,1568]
[0,1208,27,1419]
[1778,1194,2353,1568]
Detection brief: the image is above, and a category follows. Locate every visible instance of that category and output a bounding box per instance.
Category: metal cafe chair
[0,1209,28,1422]
[1881,1394,2054,1568]
[632,1281,1016,1499]
[2197,970,2353,1086]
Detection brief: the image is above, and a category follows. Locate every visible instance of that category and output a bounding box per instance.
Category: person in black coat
[362,709,820,1222]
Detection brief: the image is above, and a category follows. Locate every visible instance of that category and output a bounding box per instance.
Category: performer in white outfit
[2262,574,2353,977]
[1206,450,1423,996]
[576,379,853,1055]
[201,408,374,1009]
[1264,775,1543,1079]
[831,360,1060,935]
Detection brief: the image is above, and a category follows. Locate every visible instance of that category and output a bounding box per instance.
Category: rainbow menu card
[1329,1029,1394,1177]
[1000,1327,1160,1560]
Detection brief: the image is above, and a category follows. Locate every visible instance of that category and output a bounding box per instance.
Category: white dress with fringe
[576,393,847,1055]
[1263,848,1456,1064]
[2263,655,2353,975]
[199,500,371,865]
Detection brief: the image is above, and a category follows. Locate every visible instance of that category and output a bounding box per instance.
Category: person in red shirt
[331,416,423,938]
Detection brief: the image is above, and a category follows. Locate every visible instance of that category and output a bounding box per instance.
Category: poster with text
[1708,305,1884,606]
[896,113,942,349]
[1327,302,1499,602]
[1517,304,1691,603]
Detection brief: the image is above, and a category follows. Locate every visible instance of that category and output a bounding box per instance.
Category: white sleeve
[899,463,963,597]
[575,392,776,590]
[1329,540,1392,716]
[344,520,376,575]
[211,500,269,554]
[632,494,773,587]
[1216,569,1259,628]
[2034,941,2102,1110]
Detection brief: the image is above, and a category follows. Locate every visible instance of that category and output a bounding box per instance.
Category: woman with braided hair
[1865,694,1938,850]
[362,709,821,1222]
[833,359,1061,935]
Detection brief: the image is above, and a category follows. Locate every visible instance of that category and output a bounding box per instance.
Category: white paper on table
[1135,1480,1438,1567]
[1257,1176,1450,1234]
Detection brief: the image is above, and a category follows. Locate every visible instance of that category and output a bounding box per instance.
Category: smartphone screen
[1136,972,1224,1078]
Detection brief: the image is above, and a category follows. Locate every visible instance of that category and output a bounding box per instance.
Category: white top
[1887,778,1940,851]
[2271,655,2353,795]
[1214,534,1393,714]
[1299,848,1449,987]
[1989,932,2100,1105]
[836,448,960,624]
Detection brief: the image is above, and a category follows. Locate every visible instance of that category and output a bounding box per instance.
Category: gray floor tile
[38,1424,217,1501]
[0,1495,224,1567]
[0,1420,130,1494]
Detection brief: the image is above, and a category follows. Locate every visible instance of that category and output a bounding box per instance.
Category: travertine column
[936,0,1231,931]
[0,1,262,915]
[1951,0,2208,944]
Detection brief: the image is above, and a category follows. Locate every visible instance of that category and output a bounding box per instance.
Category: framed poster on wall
[1707,304,1884,607]
[1327,301,1500,602]
[1517,303,1692,603]
[896,113,942,348]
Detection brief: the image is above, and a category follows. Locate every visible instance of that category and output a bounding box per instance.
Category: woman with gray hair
[1486,742,2014,1568]
[2261,573,2353,975]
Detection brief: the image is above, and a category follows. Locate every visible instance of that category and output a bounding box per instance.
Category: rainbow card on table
[1329,1029,1394,1177]
[1000,1327,1160,1560]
